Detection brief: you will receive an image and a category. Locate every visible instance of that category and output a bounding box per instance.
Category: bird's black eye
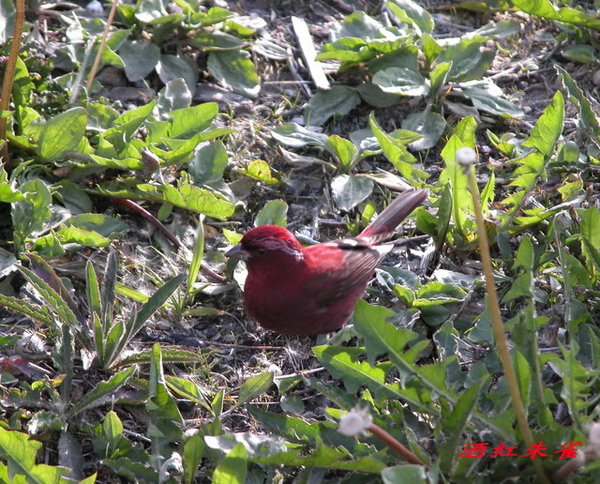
[256,248,267,256]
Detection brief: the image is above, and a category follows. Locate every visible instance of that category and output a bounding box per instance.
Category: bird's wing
[301,239,391,306]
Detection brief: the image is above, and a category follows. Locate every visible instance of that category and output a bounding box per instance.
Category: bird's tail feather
[359,189,428,242]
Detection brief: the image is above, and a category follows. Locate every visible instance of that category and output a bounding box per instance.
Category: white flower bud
[338,407,373,437]
[456,147,478,167]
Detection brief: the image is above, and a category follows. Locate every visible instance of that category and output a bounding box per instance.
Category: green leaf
[57,225,111,247]
[98,183,236,219]
[523,91,564,156]
[438,377,487,473]
[147,344,184,458]
[239,159,278,185]
[120,40,160,81]
[188,141,229,185]
[511,0,600,29]
[459,80,524,118]
[183,433,206,484]
[372,67,429,96]
[236,372,274,409]
[38,107,87,161]
[255,200,288,227]
[0,427,70,483]
[130,274,186,338]
[69,366,136,416]
[64,213,128,239]
[401,108,447,150]
[12,179,52,241]
[270,123,329,147]
[381,465,427,484]
[304,86,361,126]
[386,0,434,34]
[438,40,495,82]
[0,294,52,325]
[331,174,374,211]
[557,66,600,140]
[208,50,260,98]
[439,117,477,240]
[368,113,427,180]
[327,135,358,171]
[187,216,205,302]
[156,54,198,93]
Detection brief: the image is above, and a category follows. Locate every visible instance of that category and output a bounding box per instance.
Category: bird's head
[226,225,304,270]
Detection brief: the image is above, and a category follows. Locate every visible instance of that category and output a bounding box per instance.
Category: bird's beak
[226,243,247,259]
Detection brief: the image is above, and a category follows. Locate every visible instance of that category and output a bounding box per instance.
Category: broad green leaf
[188,141,229,185]
[429,61,452,95]
[332,11,383,40]
[386,0,434,34]
[102,411,124,457]
[512,0,600,29]
[236,372,274,409]
[98,183,236,219]
[255,200,288,227]
[208,50,260,98]
[271,123,329,147]
[327,135,358,171]
[438,40,495,82]
[372,67,429,96]
[381,465,427,483]
[0,428,70,483]
[459,81,524,118]
[12,179,52,240]
[64,213,128,238]
[331,174,374,211]
[38,107,87,161]
[561,44,595,64]
[57,225,111,247]
[156,54,198,93]
[169,102,219,139]
[119,40,160,81]
[240,159,278,184]
[401,108,447,150]
[356,82,400,108]
[155,78,192,118]
[304,86,361,126]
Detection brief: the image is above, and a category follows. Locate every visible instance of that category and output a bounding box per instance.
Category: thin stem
[85,0,120,92]
[465,165,550,484]
[368,423,425,466]
[0,0,25,167]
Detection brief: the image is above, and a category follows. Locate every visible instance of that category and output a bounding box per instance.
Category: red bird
[227,189,428,336]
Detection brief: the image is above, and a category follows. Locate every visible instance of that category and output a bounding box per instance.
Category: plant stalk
[465,165,550,484]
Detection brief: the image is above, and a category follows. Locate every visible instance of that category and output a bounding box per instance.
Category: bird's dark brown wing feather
[301,240,390,308]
